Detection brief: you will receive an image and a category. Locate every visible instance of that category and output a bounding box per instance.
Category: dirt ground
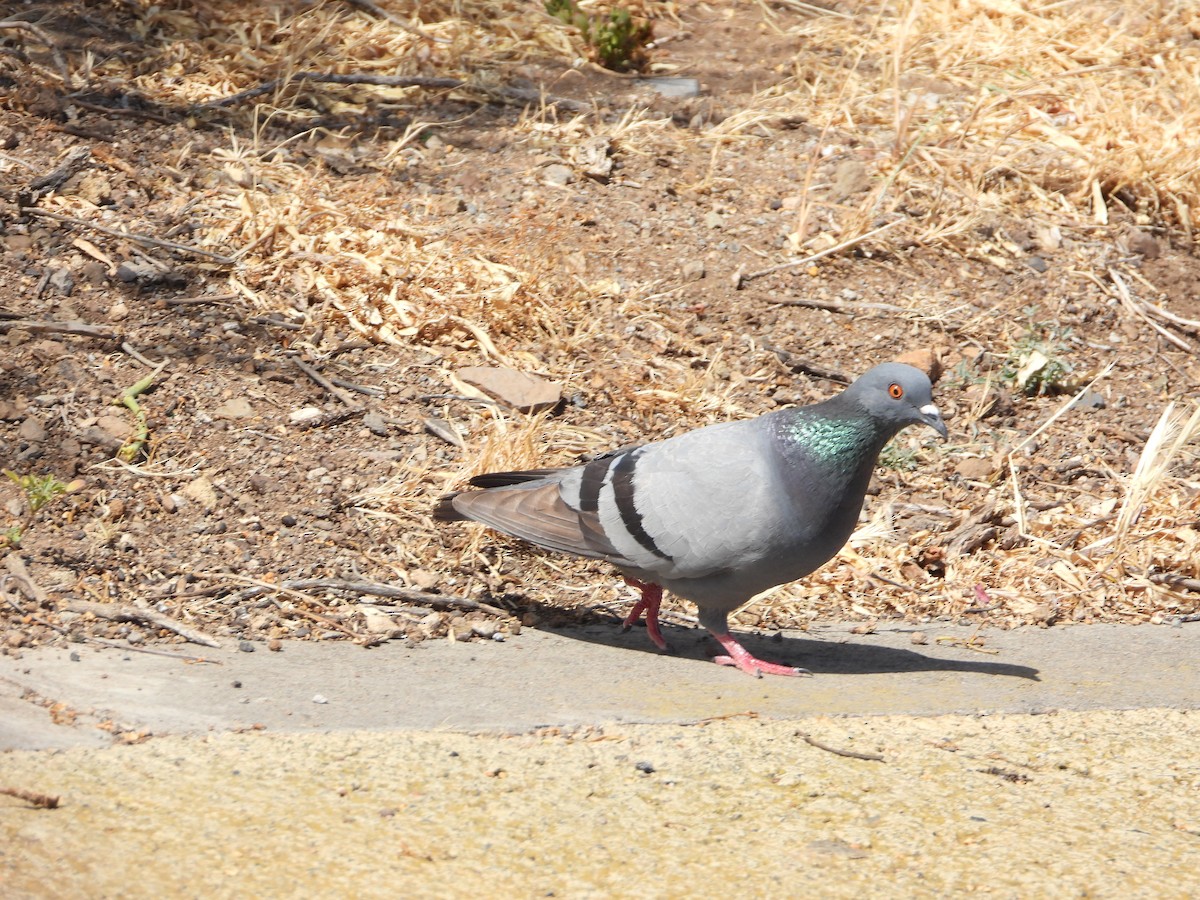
[1,1,1199,892]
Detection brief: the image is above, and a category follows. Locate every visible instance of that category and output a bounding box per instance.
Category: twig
[63,598,221,648]
[734,220,905,288]
[796,731,886,761]
[1148,573,1200,594]
[3,553,50,605]
[280,579,511,618]
[27,145,91,196]
[771,296,911,315]
[292,357,363,409]
[0,787,60,809]
[0,319,119,339]
[86,637,222,662]
[196,73,466,110]
[328,375,386,398]
[759,343,848,383]
[0,18,73,89]
[19,207,235,264]
[121,342,165,368]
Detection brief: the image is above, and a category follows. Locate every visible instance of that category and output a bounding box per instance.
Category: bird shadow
[533,606,1041,681]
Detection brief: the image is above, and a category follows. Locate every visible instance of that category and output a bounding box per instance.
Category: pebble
[215,398,254,419]
[17,416,46,442]
[542,164,575,187]
[362,412,388,436]
[290,406,323,424]
[457,366,561,414]
[312,694,329,704]
[238,640,255,652]
[680,260,706,281]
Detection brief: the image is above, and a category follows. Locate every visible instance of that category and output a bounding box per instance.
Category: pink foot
[621,578,669,651]
[711,632,811,678]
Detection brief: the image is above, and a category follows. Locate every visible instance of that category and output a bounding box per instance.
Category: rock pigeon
[435,362,947,676]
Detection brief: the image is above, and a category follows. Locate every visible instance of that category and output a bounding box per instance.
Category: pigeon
[435,362,947,677]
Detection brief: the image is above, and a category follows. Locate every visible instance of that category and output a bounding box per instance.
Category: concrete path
[3,621,1196,750]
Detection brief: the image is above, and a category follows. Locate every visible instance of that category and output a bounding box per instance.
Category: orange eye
[888,383,904,399]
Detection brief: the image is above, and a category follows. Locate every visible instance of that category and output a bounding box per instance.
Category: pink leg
[621,578,669,651]
[711,631,811,678]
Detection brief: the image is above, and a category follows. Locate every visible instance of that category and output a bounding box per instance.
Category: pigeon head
[843,362,948,439]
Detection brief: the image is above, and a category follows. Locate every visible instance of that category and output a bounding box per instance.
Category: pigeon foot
[621,578,669,651]
[711,632,811,678]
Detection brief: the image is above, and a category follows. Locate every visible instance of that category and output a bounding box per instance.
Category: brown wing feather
[449,482,627,563]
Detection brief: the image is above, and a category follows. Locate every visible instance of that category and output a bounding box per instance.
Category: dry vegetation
[1,0,1199,655]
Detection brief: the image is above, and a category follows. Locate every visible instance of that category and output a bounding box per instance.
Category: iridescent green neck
[782,407,879,466]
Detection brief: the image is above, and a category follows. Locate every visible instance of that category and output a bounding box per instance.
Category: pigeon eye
[888,383,904,399]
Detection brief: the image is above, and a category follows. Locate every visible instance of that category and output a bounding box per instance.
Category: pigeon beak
[919,403,949,439]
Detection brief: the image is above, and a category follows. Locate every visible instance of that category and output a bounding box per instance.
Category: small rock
[80,260,107,286]
[830,159,870,201]
[361,606,399,635]
[1031,603,1056,624]
[542,164,575,187]
[362,411,388,436]
[70,651,81,662]
[573,135,613,180]
[955,457,996,480]
[268,639,282,651]
[680,260,706,282]
[471,621,498,639]
[893,348,943,383]
[423,417,463,447]
[47,267,74,296]
[281,514,297,526]
[1024,255,1048,273]
[704,211,724,229]
[289,406,323,424]
[0,400,23,420]
[312,694,328,704]
[95,414,131,441]
[409,568,438,590]
[182,475,218,511]
[108,300,130,321]
[214,397,254,419]
[635,761,656,774]
[1069,389,1106,411]
[1126,228,1160,259]
[248,474,271,493]
[17,416,47,442]
[238,640,255,652]
[457,366,561,414]
[909,631,928,645]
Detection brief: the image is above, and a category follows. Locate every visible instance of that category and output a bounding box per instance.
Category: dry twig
[19,208,235,264]
[797,731,886,761]
[0,787,60,809]
[63,599,221,648]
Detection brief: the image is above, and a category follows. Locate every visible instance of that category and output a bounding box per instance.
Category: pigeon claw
[712,633,812,678]
[621,578,670,651]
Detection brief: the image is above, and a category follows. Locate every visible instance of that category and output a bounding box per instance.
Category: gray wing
[440,418,792,581]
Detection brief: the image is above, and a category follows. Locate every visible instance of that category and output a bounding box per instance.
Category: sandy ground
[3,623,1199,896]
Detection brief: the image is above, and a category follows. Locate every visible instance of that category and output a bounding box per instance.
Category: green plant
[5,471,70,513]
[1001,311,1074,395]
[3,471,78,547]
[546,1,652,71]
